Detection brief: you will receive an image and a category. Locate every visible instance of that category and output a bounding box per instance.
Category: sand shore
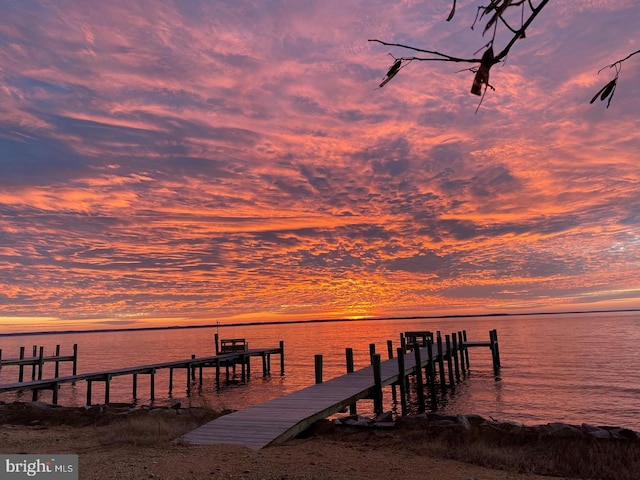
[1,423,565,480]
[0,402,572,480]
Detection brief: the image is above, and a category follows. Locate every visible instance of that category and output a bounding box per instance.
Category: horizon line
[1,307,639,338]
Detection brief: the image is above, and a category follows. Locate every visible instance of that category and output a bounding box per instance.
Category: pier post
[214,333,220,355]
[37,346,44,380]
[72,344,78,378]
[279,340,285,375]
[412,343,425,412]
[191,355,196,381]
[345,348,354,373]
[31,345,37,381]
[457,331,466,372]
[452,333,461,381]
[0,349,2,372]
[400,333,406,352]
[86,380,92,405]
[490,329,501,369]
[372,353,383,416]
[445,335,455,387]
[133,373,138,399]
[54,345,61,378]
[314,354,323,384]
[369,343,376,363]
[463,330,470,368]
[18,346,25,382]
[345,348,356,414]
[436,333,446,390]
[150,369,155,401]
[168,369,173,395]
[396,347,407,416]
[387,340,397,403]
[105,375,111,405]
[426,338,437,408]
[52,383,59,405]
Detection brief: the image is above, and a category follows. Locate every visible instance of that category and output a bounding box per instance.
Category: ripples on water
[1,312,638,430]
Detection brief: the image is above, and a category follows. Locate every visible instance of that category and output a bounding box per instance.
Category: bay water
[1,311,639,431]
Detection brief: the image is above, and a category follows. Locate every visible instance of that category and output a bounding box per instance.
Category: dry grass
[98,412,208,446]
[0,401,220,446]
[3,402,638,479]
[372,419,640,480]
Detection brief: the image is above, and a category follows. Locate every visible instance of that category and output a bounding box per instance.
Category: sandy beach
[1,421,563,480]
[6,402,629,480]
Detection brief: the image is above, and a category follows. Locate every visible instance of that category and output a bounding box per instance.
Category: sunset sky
[1,1,639,333]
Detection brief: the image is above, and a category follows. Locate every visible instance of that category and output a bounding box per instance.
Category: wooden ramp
[182,345,433,450]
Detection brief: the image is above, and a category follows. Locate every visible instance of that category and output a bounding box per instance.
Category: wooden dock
[182,329,500,450]
[0,344,78,382]
[0,342,284,405]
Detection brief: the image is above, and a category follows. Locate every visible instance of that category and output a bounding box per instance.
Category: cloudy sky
[1,1,639,332]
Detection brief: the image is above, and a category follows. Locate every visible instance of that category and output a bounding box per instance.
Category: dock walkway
[184,343,437,450]
[0,344,284,405]
[183,329,501,450]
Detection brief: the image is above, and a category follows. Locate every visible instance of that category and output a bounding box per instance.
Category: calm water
[1,312,639,430]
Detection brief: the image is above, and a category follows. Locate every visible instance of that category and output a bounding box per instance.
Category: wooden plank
[182,344,444,450]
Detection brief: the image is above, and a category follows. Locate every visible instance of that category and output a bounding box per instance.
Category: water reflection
[1,312,639,430]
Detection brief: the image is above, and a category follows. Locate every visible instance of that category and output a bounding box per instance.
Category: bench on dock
[404,331,433,349]
[219,338,248,353]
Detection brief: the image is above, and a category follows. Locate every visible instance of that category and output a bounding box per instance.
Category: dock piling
[463,330,470,368]
[452,333,461,381]
[279,341,285,375]
[426,338,437,409]
[54,345,61,378]
[314,354,323,384]
[445,335,455,387]
[490,329,501,369]
[436,333,446,390]
[372,353,383,416]
[412,343,425,412]
[396,347,407,416]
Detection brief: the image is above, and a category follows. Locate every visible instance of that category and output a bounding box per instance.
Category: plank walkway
[0,346,283,405]
[182,343,440,450]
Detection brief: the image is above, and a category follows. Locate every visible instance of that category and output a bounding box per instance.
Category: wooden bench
[219,338,248,353]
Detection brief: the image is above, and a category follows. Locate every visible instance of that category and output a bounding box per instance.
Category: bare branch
[369,0,550,96]
[368,39,478,63]
[592,48,640,108]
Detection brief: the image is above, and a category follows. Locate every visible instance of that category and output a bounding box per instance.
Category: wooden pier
[183,329,500,450]
[0,344,78,382]
[0,340,284,405]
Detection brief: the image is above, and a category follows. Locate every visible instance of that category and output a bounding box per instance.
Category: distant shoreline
[2,308,639,337]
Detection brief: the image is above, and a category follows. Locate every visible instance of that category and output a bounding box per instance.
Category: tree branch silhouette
[369,0,550,102]
[591,49,640,108]
[370,1,637,108]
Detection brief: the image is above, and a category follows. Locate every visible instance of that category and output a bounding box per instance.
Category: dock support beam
[279,341,285,375]
[452,333,461,381]
[445,335,455,388]
[490,329,501,369]
[372,354,383,416]
[314,354,323,384]
[413,343,425,412]
[396,347,407,416]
